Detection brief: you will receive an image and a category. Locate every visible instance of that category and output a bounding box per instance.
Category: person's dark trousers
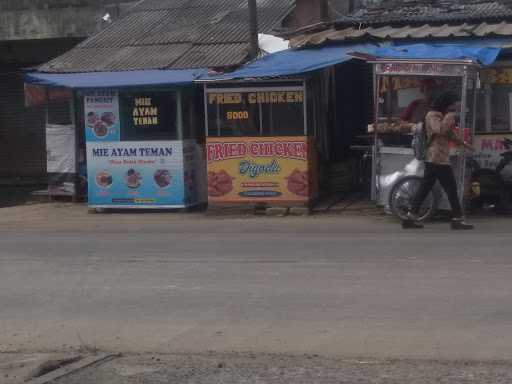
[411,162,463,218]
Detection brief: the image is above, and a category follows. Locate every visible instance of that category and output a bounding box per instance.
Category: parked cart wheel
[389,176,436,221]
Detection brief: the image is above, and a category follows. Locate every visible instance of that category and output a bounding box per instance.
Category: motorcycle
[469,138,512,213]
[389,138,512,219]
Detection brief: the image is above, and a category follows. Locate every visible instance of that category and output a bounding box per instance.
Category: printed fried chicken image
[286,169,309,197]
[208,170,234,197]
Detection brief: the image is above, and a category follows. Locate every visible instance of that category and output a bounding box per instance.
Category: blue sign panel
[87,141,200,208]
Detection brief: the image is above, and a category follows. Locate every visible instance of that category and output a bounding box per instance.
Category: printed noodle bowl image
[154,170,172,189]
[95,171,113,189]
[125,169,142,189]
[101,111,116,127]
[93,121,108,138]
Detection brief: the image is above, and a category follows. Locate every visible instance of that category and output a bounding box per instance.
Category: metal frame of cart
[369,59,481,219]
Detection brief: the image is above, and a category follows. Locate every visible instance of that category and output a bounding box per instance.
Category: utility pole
[248,0,259,59]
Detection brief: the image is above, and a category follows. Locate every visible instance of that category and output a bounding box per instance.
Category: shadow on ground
[0,186,47,208]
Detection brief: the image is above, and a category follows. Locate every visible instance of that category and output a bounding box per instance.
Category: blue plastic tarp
[25,41,505,88]
[25,68,208,89]
[372,43,501,66]
[200,41,503,82]
[199,44,378,81]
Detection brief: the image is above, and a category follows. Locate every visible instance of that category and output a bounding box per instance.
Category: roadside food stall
[366,57,480,219]
[84,86,205,210]
[203,82,317,206]
[25,70,208,210]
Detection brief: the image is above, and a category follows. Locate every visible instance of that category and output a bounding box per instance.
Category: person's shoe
[402,213,424,229]
[451,218,474,230]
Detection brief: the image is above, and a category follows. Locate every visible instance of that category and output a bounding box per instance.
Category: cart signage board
[84,90,120,142]
[482,68,512,84]
[376,62,466,77]
[206,136,315,204]
[473,134,512,181]
[87,140,203,208]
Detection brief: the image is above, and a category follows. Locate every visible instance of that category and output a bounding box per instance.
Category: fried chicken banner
[206,136,317,204]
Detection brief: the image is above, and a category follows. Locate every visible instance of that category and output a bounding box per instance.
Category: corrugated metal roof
[337,1,512,27]
[39,0,294,73]
[172,43,249,68]
[42,44,193,72]
[291,21,512,47]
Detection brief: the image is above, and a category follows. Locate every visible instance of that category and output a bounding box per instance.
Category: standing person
[403,92,474,230]
[400,78,437,123]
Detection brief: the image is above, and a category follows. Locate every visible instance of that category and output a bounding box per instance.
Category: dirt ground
[34,353,512,384]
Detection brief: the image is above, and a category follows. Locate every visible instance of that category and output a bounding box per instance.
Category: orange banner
[206,136,316,204]
[24,84,73,107]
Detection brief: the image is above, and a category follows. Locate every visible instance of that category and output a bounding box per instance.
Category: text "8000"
[227,111,249,120]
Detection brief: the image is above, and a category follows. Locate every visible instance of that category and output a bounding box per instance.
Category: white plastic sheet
[46,124,76,174]
[258,33,289,54]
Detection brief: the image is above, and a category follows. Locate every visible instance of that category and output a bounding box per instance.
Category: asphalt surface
[1,204,512,363]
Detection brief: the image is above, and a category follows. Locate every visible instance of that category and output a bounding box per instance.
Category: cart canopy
[370,43,501,66]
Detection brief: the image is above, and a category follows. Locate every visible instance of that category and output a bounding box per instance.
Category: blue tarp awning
[25,68,208,89]
[25,41,508,88]
[198,44,377,81]
[199,41,505,82]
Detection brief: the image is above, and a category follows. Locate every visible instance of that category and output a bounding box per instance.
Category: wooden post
[70,93,79,203]
[177,89,184,140]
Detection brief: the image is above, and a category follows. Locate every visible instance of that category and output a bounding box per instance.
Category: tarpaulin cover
[372,43,501,66]
[25,69,208,89]
[46,124,76,197]
[199,44,377,81]
[200,41,502,82]
[25,42,503,87]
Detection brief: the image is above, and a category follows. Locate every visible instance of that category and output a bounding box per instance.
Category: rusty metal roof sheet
[39,0,294,73]
[291,21,512,47]
[337,1,512,27]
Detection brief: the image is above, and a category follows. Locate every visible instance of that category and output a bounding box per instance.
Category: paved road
[2,208,512,361]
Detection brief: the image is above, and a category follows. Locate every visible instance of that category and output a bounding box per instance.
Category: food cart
[367,59,480,219]
[203,82,317,206]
